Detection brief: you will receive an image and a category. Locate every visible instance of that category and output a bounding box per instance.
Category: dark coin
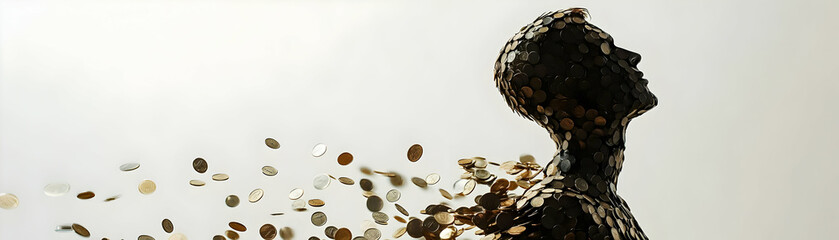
[77,191,95,200]
[280,227,293,240]
[229,221,247,232]
[213,235,225,240]
[406,219,423,238]
[161,219,173,233]
[334,228,352,240]
[359,178,373,191]
[311,211,327,226]
[407,144,423,162]
[394,203,409,216]
[366,196,383,212]
[422,216,440,232]
[410,177,427,188]
[226,230,239,240]
[325,226,338,239]
[260,224,278,240]
[192,158,208,173]
[138,235,155,240]
[71,223,90,237]
[575,178,589,191]
[337,152,353,165]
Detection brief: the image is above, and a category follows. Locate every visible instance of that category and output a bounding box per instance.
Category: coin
[359,179,373,191]
[312,143,327,157]
[462,179,476,195]
[337,152,353,165]
[425,173,440,185]
[313,174,331,190]
[71,223,90,237]
[308,199,325,207]
[262,166,278,176]
[325,226,338,238]
[213,235,225,240]
[372,212,389,223]
[55,225,73,232]
[104,195,120,202]
[280,227,293,240]
[212,173,229,181]
[229,221,247,232]
[438,189,453,200]
[338,177,355,185]
[393,215,407,223]
[393,227,406,238]
[192,158,208,173]
[366,196,383,212]
[410,177,427,188]
[288,188,304,200]
[119,162,140,171]
[138,180,157,195]
[249,188,265,203]
[292,199,306,211]
[364,228,381,240]
[43,183,70,197]
[407,144,423,162]
[434,212,455,225]
[311,211,327,226]
[270,212,285,216]
[335,228,352,240]
[77,191,95,200]
[0,193,18,210]
[394,203,409,216]
[169,233,187,240]
[265,138,281,149]
[162,218,174,233]
[188,180,205,186]
[260,224,278,239]
[226,195,240,207]
[385,189,401,202]
[226,230,240,240]
[308,237,320,240]
[406,219,423,238]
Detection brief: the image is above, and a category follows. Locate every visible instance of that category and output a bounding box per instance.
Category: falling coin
[364,228,382,240]
[334,228,352,240]
[138,180,157,195]
[411,177,428,188]
[192,158,208,173]
[366,196,384,212]
[438,189,453,200]
[226,195,240,208]
[261,224,279,240]
[77,191,95,200]
[325,226,338,238]
[265,138,281,149]
[394,215,407,223]
[0,193,19,210]
[71,223,90,237]
[311,211,327,226]
[425,173,440,185]
[394,203,409,216]
[313,174,331,190]
[249,188,265,203]
[43,183,70,197]
[104,195,120,202]
[212,173,229,181]
[188,180,205,187]
[372,212,389,223]
[385,189,401,202]
[213,235,225,240]
[292,199,306,211]
[463,179,476,195]
[280,227,293,240]
[170,233,187,240]
[162,218,174,233]
[262,166,279,176]
[393,227,407,238]
[119,162,140,172]
[270,212,285,216]
[337,152,353,165]
[433,212,455,225]
[338,177,355,185]
[288,188,304,200]
[229,221,247,232]
[308,199,325,207]
[407,144,423,162]
[312,143,327,157]
[55,225,72,232]
[359,178,374,191]
[226,230,240,240]
[406,219,423,238]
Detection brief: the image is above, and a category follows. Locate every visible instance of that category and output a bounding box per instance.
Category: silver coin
[292,199,306,210]
[289,188,304,200]
[119,162,140,171]
[312,143,327,157]
[364,228,382,240]
[425,173,440,185]
[43,183,71,197]
[311,211,327,226]
[385,189,401,202]
[313,174,331,190]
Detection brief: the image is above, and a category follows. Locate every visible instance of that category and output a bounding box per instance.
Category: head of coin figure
[494,8,656,182]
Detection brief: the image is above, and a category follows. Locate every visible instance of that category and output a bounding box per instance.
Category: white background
[1,0,838,239]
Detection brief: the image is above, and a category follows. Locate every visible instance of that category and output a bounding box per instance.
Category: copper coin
[192,158,208,173]
[103,195,120,202]
[334,228,352,240]
[337,152,353,165]
[280,227,293,240]
[77,191,95,200]
[226,230,240,240]
[308,199,325,207]
[229,221,247,232]
[260,224,278,239]
[71,223,90,237]
[407,144,423,162]
[265,138,281,149]
[162,218,174,233]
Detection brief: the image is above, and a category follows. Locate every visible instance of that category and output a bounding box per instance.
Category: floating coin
[334,228,352,240]
[359,179,373,191]
[337,152,353,165]
[407,144,423,162]
[77,191,95,200]
[364,228,381,240]
[385,189,401,202]
[434,212,454,225]
[43,183,71,197]
[462,179,476,195]
[262,166,278,176]
[309,237,320,240]
[292,199,306,211]
[188,180,205,187]
[393,227,406,238]
[394,203,409,216]
[213,235,225,240]
[410,177,427,188]
[270,212,285,216]
[212,173,229,181]
[372,212,388,223]
[226,230,240,240]
[226,195,240,207]
[280,227,293,240]
[394,215,407,223]
[308,199,325,207]
[229,221,247,232]
[0,193,18,210]
[192,158,208,173]
[119,162,140,171]
[366,196,383,212]
[265,138,281,149]
[312,143,327,157]
[138,180,156,195]
[406,219,423,238]
[288,188,304,200]
[425,173,440,185]
[55,225,73,232]
[325,226,338,238]
[311,211,327,226]
[71,223,90,237]
[249,188,265,203]
[104,195,120,202]
[438,189,453,200]
[359,167,373,175]
[313,174,331,190]
[169,233,187,240]
[338,177,355,185]
[162,218,174,233]
[260,224,277,240]
[139,235,155,240]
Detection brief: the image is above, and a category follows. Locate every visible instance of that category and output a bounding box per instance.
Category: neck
[543,123,628,192]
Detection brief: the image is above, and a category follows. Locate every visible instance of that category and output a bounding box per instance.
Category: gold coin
[338,177,355,185]
[334,228,352,240]
[394,215,407,223]
[249,189,265,203]
[192,157,208,173]
[265,138,281,149]
[288,188,304,200]
[225,195,240,208]
[211,173,229,181]
[138,235,155,240]
[138,180,157,195]
[425,173,440,185]
[311,211,327,226]
[393,227,406,238]
[385,189,401,202]
[77,191,95,200]
[0,193,19,209]
[279,227,293,240]
[438,189,453,200]
[226,230,240,240]
[162,218,174,233]
[262,166,278,176]
[229,221,247,232]
[188,180,205,187]
[410,177,427,188]
[434,212,454,225]
[337,152,353,165]
[71,223,90,237]
[308,199,325,207]
[394,203,409,216]
[407,144,423,162]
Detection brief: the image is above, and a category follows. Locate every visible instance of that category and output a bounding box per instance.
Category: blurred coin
[366,196,383,212]
[407,144,423,162]
[337,152,353,165]
[77,191,95,200]
[226,195,240,208]
[385,189,401,202]
[325,226,338,239]
[335,228,351,240]
[312,143,327,157]
[338,177,355,185]
[43,183,70,197]
[138,180,156,195]
[313,174,331,190]
[249,189,265,203]
[308,199,325,207]
[229,221,247,232]
[393,216,407,223]
[212,173,229,181]
[292,199,306,211]
[394,203,409,216]
[162,219,174,233]
[364,228,381,240]
[425,173,440,185]
[71,223,90,237]
[169,233,187,240]
[265,138,281,149]
[311,211,327,226]
[192,158,208,173]
[119,163,140,172]
[104,195,120,202]
[189,180,205,187]
[280,227,293,240]
[288,188,304,200]
[260,224,277,240]
[262,166,278,176]
[359,179,373,191]
[393,227,406,238]
[438,189,453,200]
[410,177,427,188]
[0,193,18,210]
[55,225,72,232]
